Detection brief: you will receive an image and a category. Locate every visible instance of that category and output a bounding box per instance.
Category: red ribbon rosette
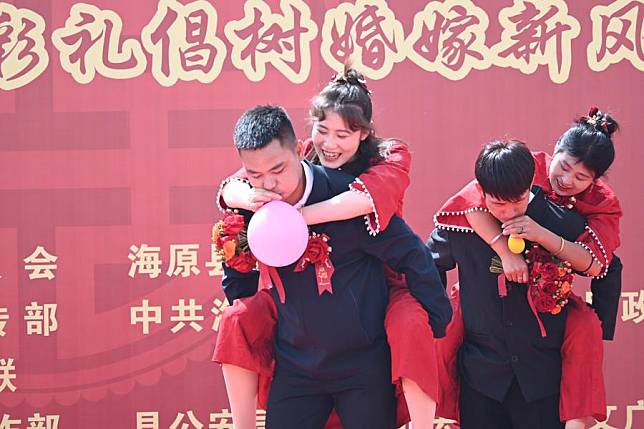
[294,233,334,297]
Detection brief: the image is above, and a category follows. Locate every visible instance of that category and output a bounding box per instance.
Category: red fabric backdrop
[0,1,642,427]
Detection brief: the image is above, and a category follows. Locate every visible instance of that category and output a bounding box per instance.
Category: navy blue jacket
[427,186,586,402]
[223,163,452,378]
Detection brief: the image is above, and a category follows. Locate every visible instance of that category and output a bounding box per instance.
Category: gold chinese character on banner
[625,400,644,429]
[24,246,57,280]
[170,411,203,429]
[0,3,48,90]
[52,3,146,84]
[208,409,233,429]
[205,244,224,277]
[210,298,230,332]
[405,0,492,80]
[255,410,266,429]
[26,413,59,429]
[128,244,162,279]
[130,299,162,335]
[136,411,159,429]
[225,0,317,83]
[491,0,580,84]
[167,244,200,277]
[0,414,21,429]
[24,302,58,336]
[588,405,619,429]
[588,0,644,72]
[171,299,204,333]
[0,358,16,393]
[142,0,227,86]
[0,308,8,337]
[321,0,405,80]
[622,290,644,324]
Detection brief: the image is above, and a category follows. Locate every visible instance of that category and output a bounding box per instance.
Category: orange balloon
[508,235,525,254]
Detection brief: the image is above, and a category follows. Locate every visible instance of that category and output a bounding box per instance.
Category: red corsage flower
[222,213,245,235]
[227,252,257,273]
[295,233,334,296]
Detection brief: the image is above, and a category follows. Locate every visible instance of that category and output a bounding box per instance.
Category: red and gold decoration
[295,232,335,296]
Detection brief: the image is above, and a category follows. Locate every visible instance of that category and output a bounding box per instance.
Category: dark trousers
[460,377,564,429]
[266,365,396,429]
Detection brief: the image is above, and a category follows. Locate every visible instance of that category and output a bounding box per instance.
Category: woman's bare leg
[222,364,259,429]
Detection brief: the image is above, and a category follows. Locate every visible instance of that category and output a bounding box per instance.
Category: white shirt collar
[293,161,314,209]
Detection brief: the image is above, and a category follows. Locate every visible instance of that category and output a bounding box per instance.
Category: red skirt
[211,289,276,408]
[384,281,439,409]
[559,294,606,421]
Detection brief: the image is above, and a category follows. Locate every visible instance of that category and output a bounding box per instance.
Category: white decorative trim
[349,177,380,236]
[432,207,489,233]
[576,224,609,278]
[216,176,250,214]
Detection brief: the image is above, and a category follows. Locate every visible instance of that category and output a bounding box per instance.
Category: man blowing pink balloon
[215,105,452,429]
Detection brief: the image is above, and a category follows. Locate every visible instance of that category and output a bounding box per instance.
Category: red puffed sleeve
[349,140,411,235]
[573,180,622,278]
[215,168,250,214]
[433,180,486,232]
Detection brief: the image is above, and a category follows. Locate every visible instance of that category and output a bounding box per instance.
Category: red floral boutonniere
[212,213,257,273]
[295,232,335,296]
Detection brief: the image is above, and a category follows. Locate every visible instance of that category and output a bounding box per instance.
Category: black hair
[554,107,619,178]
[475,139,535,201]
[233,105,297,151]
[309,65,389,176]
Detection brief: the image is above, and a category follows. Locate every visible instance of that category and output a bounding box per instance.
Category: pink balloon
[247,201,309,267]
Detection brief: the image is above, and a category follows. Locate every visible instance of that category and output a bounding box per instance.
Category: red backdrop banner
[0,1,642,428]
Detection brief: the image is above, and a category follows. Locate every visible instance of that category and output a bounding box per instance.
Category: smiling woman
[311,110,368,168]
[549,152,595,195]
[549,108,619,196]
